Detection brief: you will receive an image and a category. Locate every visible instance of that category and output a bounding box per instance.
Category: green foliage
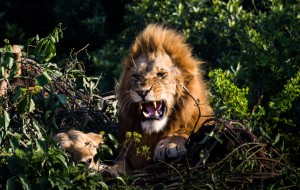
[0,26,119,189]
[0,0,299,188]
[28,23,63,63]
[124,0,300,163]
[268,70,300,124]
[1,140,108,189]
[125,132,151,160]
[125,0,300,103]
[52,0,107,47]
[208,67,299,157]
[209,68,250,121]
[86,40,126,92]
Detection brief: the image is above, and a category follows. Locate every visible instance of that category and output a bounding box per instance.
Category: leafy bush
[1,138,109,190]
[0,26,119,189]
[124,0,300,164]
[0,0,299,189]
[209,68,250,121]
[86,40,126,92]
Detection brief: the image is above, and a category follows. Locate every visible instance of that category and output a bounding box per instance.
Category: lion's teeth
[155,111,159,117]
[153,101,157,108]
[143,111,150,118]
[139,102,143,110]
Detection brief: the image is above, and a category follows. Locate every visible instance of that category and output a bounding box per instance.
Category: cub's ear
[53,133,72,149]
[87,133,104,145]
[54,133,69,142]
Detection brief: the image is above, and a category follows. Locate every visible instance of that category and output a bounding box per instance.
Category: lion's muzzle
[139,100,167,121]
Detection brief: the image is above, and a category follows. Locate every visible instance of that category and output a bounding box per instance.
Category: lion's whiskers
[120,94,133,112]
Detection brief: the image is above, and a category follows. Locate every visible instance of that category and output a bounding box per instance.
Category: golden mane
[125,24,202,76]
[116,24,213,171]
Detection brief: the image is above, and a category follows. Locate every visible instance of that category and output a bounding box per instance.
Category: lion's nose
[136,88,152,101]
[137,90,149,97]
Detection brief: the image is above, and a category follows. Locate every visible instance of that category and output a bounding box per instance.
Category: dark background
[0,0,126,51]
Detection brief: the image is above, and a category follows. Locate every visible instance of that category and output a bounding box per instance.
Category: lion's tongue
[143,101,162,117]
[145,103,155,115]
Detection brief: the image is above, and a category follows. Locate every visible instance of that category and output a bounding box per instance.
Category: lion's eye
[132,74,139,81]
[157,72,167,78]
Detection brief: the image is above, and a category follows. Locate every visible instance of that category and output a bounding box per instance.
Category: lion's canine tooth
[143,111,150,118]
[139,102,143,110]
[153,101,157,108]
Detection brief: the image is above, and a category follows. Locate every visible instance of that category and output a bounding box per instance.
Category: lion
[115,24,214,173]
[54,130,104,171]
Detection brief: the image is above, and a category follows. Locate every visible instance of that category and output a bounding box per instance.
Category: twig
[248,95,263,121]
[179,82,201,139]
[194,133,224,167]
[76,44,89,54]
[7,131,28,148]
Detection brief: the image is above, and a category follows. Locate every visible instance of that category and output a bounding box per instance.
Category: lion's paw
[153,136,187,161]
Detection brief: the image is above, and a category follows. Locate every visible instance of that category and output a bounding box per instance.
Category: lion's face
[129,53,180,134]
[54,130,104,170]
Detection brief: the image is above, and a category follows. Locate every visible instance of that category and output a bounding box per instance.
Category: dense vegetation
[0,0,299,189]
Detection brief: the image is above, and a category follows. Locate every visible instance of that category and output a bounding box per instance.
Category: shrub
[124,0,300,163]
[0,0,299,188]
[0,25,118,189]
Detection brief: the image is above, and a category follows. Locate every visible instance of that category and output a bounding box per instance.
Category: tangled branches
[120,118,299,189]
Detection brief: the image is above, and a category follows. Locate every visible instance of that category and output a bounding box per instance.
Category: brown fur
[54,130,104,171]
[116,24,213,172]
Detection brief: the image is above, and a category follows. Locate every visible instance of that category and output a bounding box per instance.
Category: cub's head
[54,130,104,170]
[118,24,204,134]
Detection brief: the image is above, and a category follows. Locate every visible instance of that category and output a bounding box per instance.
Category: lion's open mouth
[139,100,167,120]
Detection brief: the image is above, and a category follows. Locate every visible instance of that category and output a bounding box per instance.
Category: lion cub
[54,130,104,171]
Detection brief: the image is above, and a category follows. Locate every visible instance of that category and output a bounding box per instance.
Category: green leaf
[34,39,47,56]
[116,176,126,185]
[39,177,48,190]
[17,98,28,114]
[32,120,44,138]
[44,43,56,62]
[100,144,113,156]
[49,176,68,190]
[29,98,35,112]
[8,61,19,79]
[213,133,223,144]
[9,133,22,150]
[98,181,109,190]
[6,178,15,190]
[35,72,52,86]
[13,87,22,101]
[108,133,118,149]
[19,175,31,190]
[50,115,58,130]
[55,154,69,170]
[50,36,56,43]
[4,54,13,68]
[259,127,271,140]
[41,41,52,58]
[272,133,281,146]
[45,110,53,122]
[36,139,47,153]
[56,94,67,105]
[3,109,10,131]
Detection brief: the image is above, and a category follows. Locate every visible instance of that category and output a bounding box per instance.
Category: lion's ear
[58,140,72,150]
[54,133,69,142]
[87,133,104,145]
[54,133,72,149]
